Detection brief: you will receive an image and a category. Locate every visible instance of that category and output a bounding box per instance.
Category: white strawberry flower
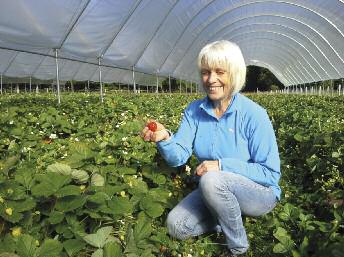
[185,165,191,175]
[49,133,57,139]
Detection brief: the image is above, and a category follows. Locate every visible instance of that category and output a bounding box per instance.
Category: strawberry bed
[0,92,342,257]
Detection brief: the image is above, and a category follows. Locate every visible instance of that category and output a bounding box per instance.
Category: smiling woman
[198,41,246,95]
[198,41,247,118]
[141,40,281,256]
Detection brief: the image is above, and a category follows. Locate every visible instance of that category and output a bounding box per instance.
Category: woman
[141,40,281,256]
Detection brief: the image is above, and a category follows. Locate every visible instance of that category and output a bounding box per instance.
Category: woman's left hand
[195,160,220,176]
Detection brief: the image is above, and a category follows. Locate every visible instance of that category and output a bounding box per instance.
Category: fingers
[141,125,166,142]
[141,126,152,141]
[143,130,153,142]
[141,119,168,142]
[195,162,206,176]
[195,160,220,176]
[151,129,169,142]
[145,119,166,131]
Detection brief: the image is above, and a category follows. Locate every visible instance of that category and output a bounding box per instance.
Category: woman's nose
[208,72,217,83]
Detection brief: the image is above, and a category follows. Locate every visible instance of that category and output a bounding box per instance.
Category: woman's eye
[216,70,225,75]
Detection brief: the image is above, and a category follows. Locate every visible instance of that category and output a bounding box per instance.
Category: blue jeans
[166,171,277,254]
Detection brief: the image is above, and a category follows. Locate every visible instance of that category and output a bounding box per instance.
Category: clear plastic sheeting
[0,0,344,87]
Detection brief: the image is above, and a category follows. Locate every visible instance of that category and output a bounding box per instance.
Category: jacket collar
[199,93,240,119]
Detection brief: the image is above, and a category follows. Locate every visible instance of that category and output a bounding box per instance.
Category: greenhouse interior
[0,1,343,257]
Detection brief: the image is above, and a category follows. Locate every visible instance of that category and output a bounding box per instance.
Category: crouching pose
[141,40,281,256]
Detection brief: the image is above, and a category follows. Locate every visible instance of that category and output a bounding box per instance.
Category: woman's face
[201,66,233,102]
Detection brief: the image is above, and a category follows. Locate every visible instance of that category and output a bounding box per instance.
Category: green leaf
[140,249,155,257]
[16,234,37,257]
[334,210,342,222]
[273,227,289,241]
[63,142,95,167]
[91,249,103,257]
[331,152,340,158]
[8,197,36,212]
[124,225,137,254]
[139,197,164,218]
[0,208,23,223]
[273,227,294,252]
[107,197,133,216]
[134,213,152,241]
[87,192,111,205]
[300,236,309,252]
[48,211,64,224]
[279,203,299,221]
[31,173,71,197]
[12,127,24,138]
[63,239,86,257]
[291,250,301,257]
[70,142,95,160]
[116,167,136,175]
[47,163,72,176]
[71,169,89,184]
[0,253,20,257]
[152,174,166,185]
[0,155,20,176]
[127,180,148,195]
[91,173,105,187]
[36,239,63,257]
[55,185,81,198]
[148,188,170,203]
[0,234,16,252]
[104,242,123,257]
[83,226,113,248]
[55,195,86,212]
[293,133,304,142]
[273,243,288,253]
[14,167,35,190]
[314,221,333,232]
[63,154,85,169]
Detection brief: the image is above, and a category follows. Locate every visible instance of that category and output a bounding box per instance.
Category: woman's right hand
[141,120,170,142]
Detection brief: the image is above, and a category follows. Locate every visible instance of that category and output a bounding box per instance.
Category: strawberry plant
[0,92,342,257]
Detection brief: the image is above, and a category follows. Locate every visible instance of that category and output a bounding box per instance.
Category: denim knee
[166,210,190,240]
[199,171,225,200]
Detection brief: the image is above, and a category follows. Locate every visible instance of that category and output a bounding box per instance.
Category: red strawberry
[147,121,157,132]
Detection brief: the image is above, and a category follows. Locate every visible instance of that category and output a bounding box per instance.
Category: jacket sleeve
[156,103,197,167]
[220,110,281,187]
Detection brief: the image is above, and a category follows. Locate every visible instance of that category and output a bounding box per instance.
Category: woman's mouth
[208,86,223,92]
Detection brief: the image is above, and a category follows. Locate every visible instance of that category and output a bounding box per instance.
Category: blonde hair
[198,40,246,94]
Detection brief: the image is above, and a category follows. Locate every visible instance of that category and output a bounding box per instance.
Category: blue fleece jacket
[157,93,281,200]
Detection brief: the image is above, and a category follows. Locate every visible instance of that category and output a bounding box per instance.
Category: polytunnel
[0,0,344,90]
